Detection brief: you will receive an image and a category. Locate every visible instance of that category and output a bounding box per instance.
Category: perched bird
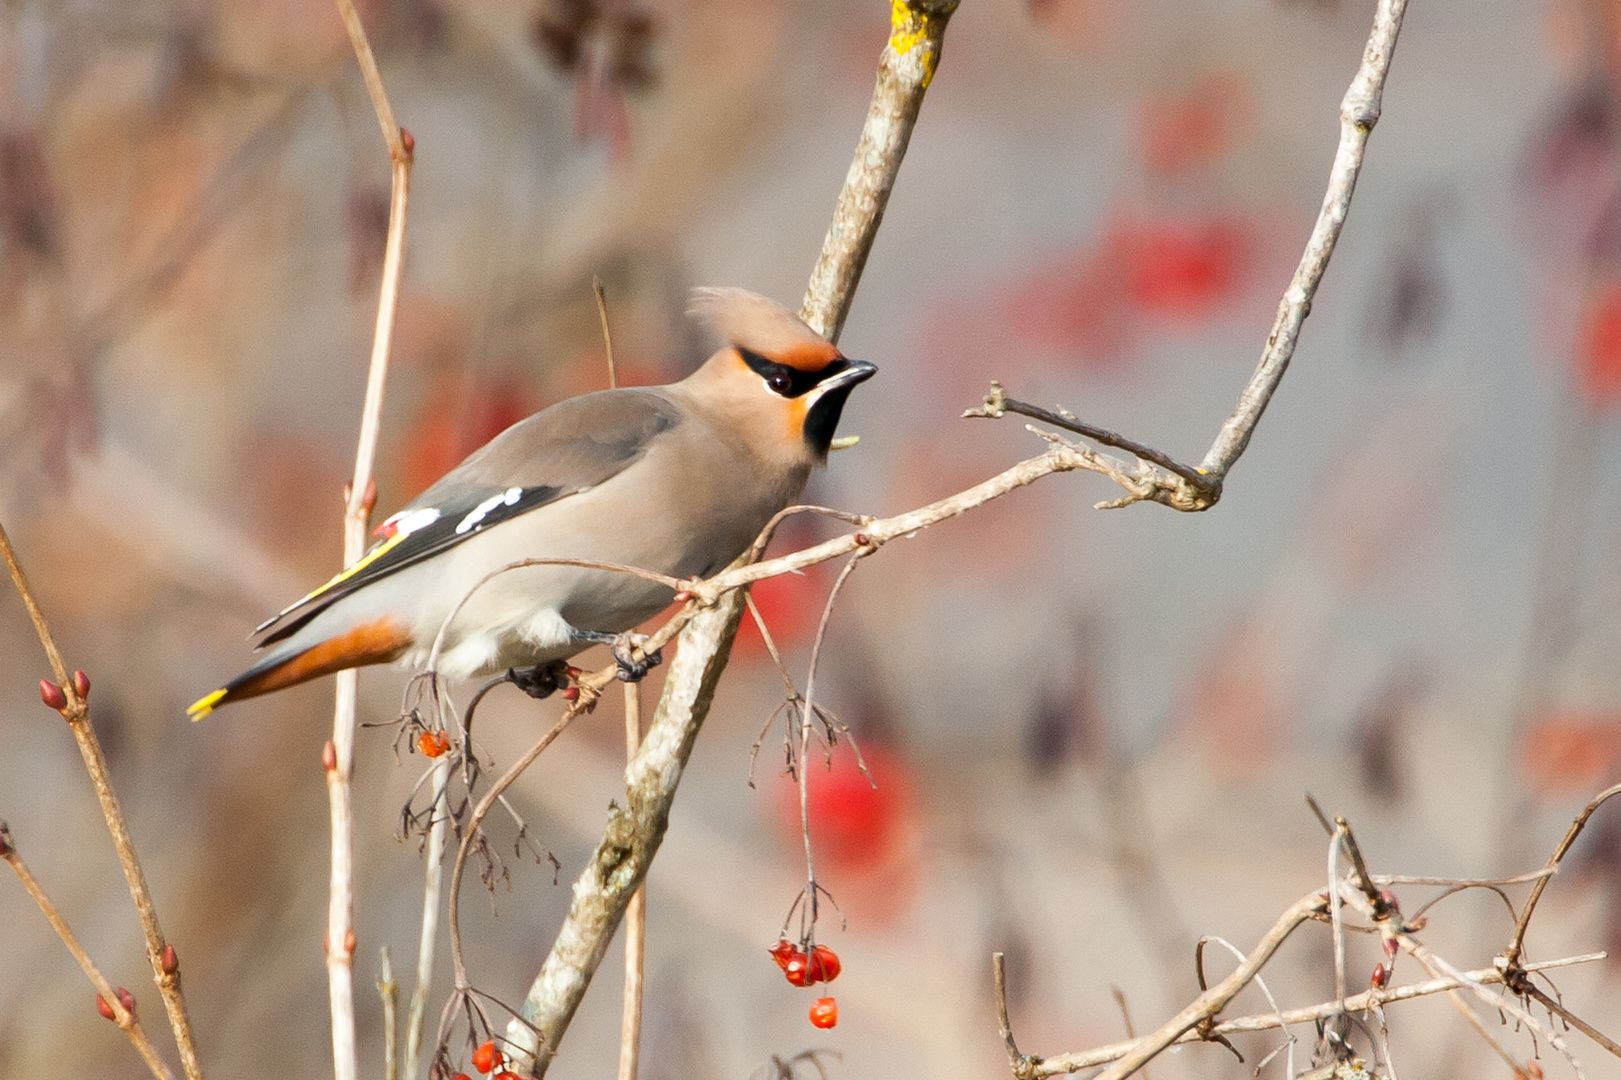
[189,288,875,718]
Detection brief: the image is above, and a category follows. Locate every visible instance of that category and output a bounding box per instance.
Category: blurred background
[2,0,1620,1076]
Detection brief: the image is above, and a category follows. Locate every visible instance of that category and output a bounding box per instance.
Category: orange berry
[417,730,451,758]
[808,996,838,1029]
[471,1041,501,1074]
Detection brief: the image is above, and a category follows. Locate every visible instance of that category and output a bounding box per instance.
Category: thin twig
[594,276,617,390]
[1108,987,1150,1080]
[1031,892,1329,1080]
[1027,954,1605,1075]
[329,1,413,1077]
[406,755,451,1080]
[379,948,399,1080]
[1521,981,1621,1061]
[618,680,645,1080]
[968,0,1410,511]
[2,826,179,1080]
[0,523,204,1080]
[993,952,1031,1075]
[1502,782,1621,972]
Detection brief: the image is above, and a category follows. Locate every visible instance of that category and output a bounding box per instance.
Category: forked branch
[968,0,1411,511]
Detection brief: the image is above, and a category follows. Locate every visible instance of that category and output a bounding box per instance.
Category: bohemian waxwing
[188,288,876,718]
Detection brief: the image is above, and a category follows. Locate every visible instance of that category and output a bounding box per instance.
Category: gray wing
[254,388,682,646]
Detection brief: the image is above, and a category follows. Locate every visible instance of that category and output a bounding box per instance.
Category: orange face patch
[774,340,841,372]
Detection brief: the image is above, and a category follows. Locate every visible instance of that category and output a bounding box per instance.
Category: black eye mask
[738,347,850,398]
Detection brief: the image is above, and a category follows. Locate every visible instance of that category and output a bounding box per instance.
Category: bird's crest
[688,287,840,372]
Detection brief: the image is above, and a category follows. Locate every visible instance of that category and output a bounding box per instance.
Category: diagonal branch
[500,4,960,1071]
[0,523,205,1080]
[969,0,1410,511]
[2,824,179,1080]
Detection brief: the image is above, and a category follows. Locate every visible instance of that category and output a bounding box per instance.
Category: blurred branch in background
[1001,798,1621,1080]
[327,1,415,1079]
[0,523,205,1080]
[967,0,1410,513]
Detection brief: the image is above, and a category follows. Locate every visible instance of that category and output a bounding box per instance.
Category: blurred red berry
[808,996,838,1029]
[450,1074,473,1080]
[492,1073,521,1080]
[1580,284,1621,411]
[472,1041,500,1074]
[417,730,451,758]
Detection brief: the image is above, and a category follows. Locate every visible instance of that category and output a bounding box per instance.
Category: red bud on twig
[344,929,357,956]
[161,944,179,975]
[39,680,66,711]
[1370,962,1389,989]
[0,822,13,857]
[72,670,90,699]
[562,687,579,702]
[96,994,116,1021]
[400,127,415,153]
[853,533,869,546]
[1383,935,1398,959]
[362,477,378,515]
[322,740,338,773]
[115,987,135,1014]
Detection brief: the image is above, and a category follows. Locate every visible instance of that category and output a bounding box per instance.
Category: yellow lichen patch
[889,0,930,55]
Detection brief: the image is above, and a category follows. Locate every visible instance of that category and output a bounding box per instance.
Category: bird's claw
[610,634,662,683]
[509,660,571,699]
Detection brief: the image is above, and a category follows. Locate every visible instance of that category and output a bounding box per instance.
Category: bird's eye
[768,372,793,395]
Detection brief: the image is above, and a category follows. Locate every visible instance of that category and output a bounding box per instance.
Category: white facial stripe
[503,487,522,505]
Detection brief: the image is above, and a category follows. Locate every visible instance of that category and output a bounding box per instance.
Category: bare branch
[0,523,204,1080]
[1024,954,1605,1074]
[2,824,178,1080]
[1502,782,1621,972]
[800,0,961,342]
[499,3,960,1066]
[971,0,1411,510]
[1027,891,1328,1080]
[328,0,414,1076]
[618,680,645,1080]
[505,585,748,1074]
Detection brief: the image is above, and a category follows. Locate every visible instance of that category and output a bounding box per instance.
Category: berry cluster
[448,1040,529,1080]
[769,940,841,1028]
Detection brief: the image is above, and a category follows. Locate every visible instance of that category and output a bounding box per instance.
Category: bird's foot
[609,633,662,683]
[508,660,571,699]
[570,628,663,682]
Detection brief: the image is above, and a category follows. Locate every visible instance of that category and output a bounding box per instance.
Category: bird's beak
[817,357,877,393]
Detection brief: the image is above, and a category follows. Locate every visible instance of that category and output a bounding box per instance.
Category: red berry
[808,945,841,983]
[808,996,838,1029]
[1370,963,1389,989]
[40,680,66,711]
[471,1041,500,1074]
[783,951,812,987]
[73,670,91,699]
[492,1073,522,1080]
[417,731,451,758]
[450,1074,473,1080]
[768,939,797,971]
[96,994,116,1021]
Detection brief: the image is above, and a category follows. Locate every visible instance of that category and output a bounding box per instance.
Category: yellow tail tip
[188,688,227,721]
